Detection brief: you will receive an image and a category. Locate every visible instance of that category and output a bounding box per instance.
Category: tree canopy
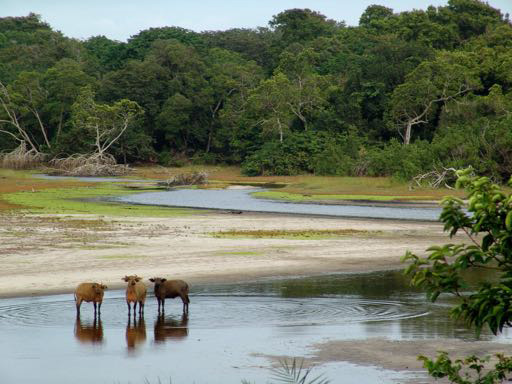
[0,2,511,181]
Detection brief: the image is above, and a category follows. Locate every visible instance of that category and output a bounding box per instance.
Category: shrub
[241,131,364,176]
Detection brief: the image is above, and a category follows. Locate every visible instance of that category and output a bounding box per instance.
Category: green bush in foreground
[403,168,512,383]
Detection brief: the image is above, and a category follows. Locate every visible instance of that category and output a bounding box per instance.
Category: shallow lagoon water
[1,272,509,384]
[34,174,443,220]
[115,189,443,221]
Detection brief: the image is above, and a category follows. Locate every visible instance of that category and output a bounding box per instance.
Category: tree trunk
[404,121,412,145]
[277,118,283,143]
[206,129,212,153]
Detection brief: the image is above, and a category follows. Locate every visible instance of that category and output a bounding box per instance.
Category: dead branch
[46,153,129,176]
[157,171,209,188]
[410,167,459,190]
[0,141,47,169]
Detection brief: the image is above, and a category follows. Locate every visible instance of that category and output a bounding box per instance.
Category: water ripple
[0,294,428,329]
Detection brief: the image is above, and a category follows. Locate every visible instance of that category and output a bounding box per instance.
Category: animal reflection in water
[74,315,104,345]
[154,313,189,343]
[126,314,147,351]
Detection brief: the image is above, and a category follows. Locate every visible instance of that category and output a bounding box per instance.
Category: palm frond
[270,358,330,384]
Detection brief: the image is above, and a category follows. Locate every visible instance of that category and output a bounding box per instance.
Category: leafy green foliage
[419,352,512,384]
[269,9,340,47]
[403,169,512,335]
[403,169,512,383]
[1,3,512,175]
[241,132,361,176]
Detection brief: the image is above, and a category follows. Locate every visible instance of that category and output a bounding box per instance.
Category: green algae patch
[211,228,374,240]
[214,251,263,256]
[98,254,146,260]
[251,190,435,202]
[3,183,198,217]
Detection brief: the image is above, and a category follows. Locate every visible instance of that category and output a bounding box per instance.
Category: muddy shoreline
[0,210,505,384]
[0,211,450,299]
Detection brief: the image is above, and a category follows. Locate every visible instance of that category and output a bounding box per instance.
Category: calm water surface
[115,189,443,221]
[34,174,443,220]
[1,272,509,384]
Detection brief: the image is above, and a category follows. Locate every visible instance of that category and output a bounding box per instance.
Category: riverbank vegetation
[0,169,196,216]
[0,167,466,215]
[212,228,374,240]
[403,170,512,382]
[1,1,511,183]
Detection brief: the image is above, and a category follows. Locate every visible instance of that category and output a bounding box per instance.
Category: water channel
[115,188,443,221]
[7,175,494,383]
[35,173,442,220]
[1,272,510,384]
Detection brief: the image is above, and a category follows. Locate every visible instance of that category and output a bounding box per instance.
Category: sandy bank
[306,338,511,384]
[0,211,450,298]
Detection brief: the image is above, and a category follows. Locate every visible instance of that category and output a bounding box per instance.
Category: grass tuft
[211,229,373,240]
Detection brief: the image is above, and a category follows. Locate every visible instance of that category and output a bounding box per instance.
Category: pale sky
[2,0,511,42]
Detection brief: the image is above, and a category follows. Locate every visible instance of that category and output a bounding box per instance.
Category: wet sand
[0,211,451,298]
[2,210,497,384]
[307,338,512,384]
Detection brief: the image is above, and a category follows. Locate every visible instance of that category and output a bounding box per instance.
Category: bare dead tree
[410,167,460,190]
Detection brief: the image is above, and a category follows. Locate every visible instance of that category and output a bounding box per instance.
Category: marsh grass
[3,183,198,217]
[211,229,373,240]
[252,191,434,202]
[41,217,114,230]
[134,166,466,201]
[0,169,89,211]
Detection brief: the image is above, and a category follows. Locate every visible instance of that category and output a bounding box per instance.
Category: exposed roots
[0,142,47,169]
[157,171,208,188]
[46,153,129,176]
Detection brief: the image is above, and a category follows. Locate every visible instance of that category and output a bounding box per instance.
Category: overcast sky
[2,0,511,42]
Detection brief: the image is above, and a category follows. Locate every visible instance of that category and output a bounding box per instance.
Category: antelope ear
[149,278,155,282]
[161,278,167,282]
[102,285,108,289]
[92,283,97,288]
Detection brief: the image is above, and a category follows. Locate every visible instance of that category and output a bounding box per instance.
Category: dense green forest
[1,0,512,181]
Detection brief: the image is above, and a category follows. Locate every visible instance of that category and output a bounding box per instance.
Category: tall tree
[43,59,95,143]
[70,87,143,158]
[126,27,204,60]
[247,73,294,142]
[359,5,394,30]
[0,71,49,153]
[202,27,276,73]
[276,47,327,131]
[269,9,340,47]
[203,48,263,152]
[391,51,481,145]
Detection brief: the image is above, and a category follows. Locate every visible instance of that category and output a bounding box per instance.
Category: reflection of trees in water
[275,271,421,299]
[365,304,499,341]
[154,313,189,343]
[74,315,103,345]
[126,314,146,351]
